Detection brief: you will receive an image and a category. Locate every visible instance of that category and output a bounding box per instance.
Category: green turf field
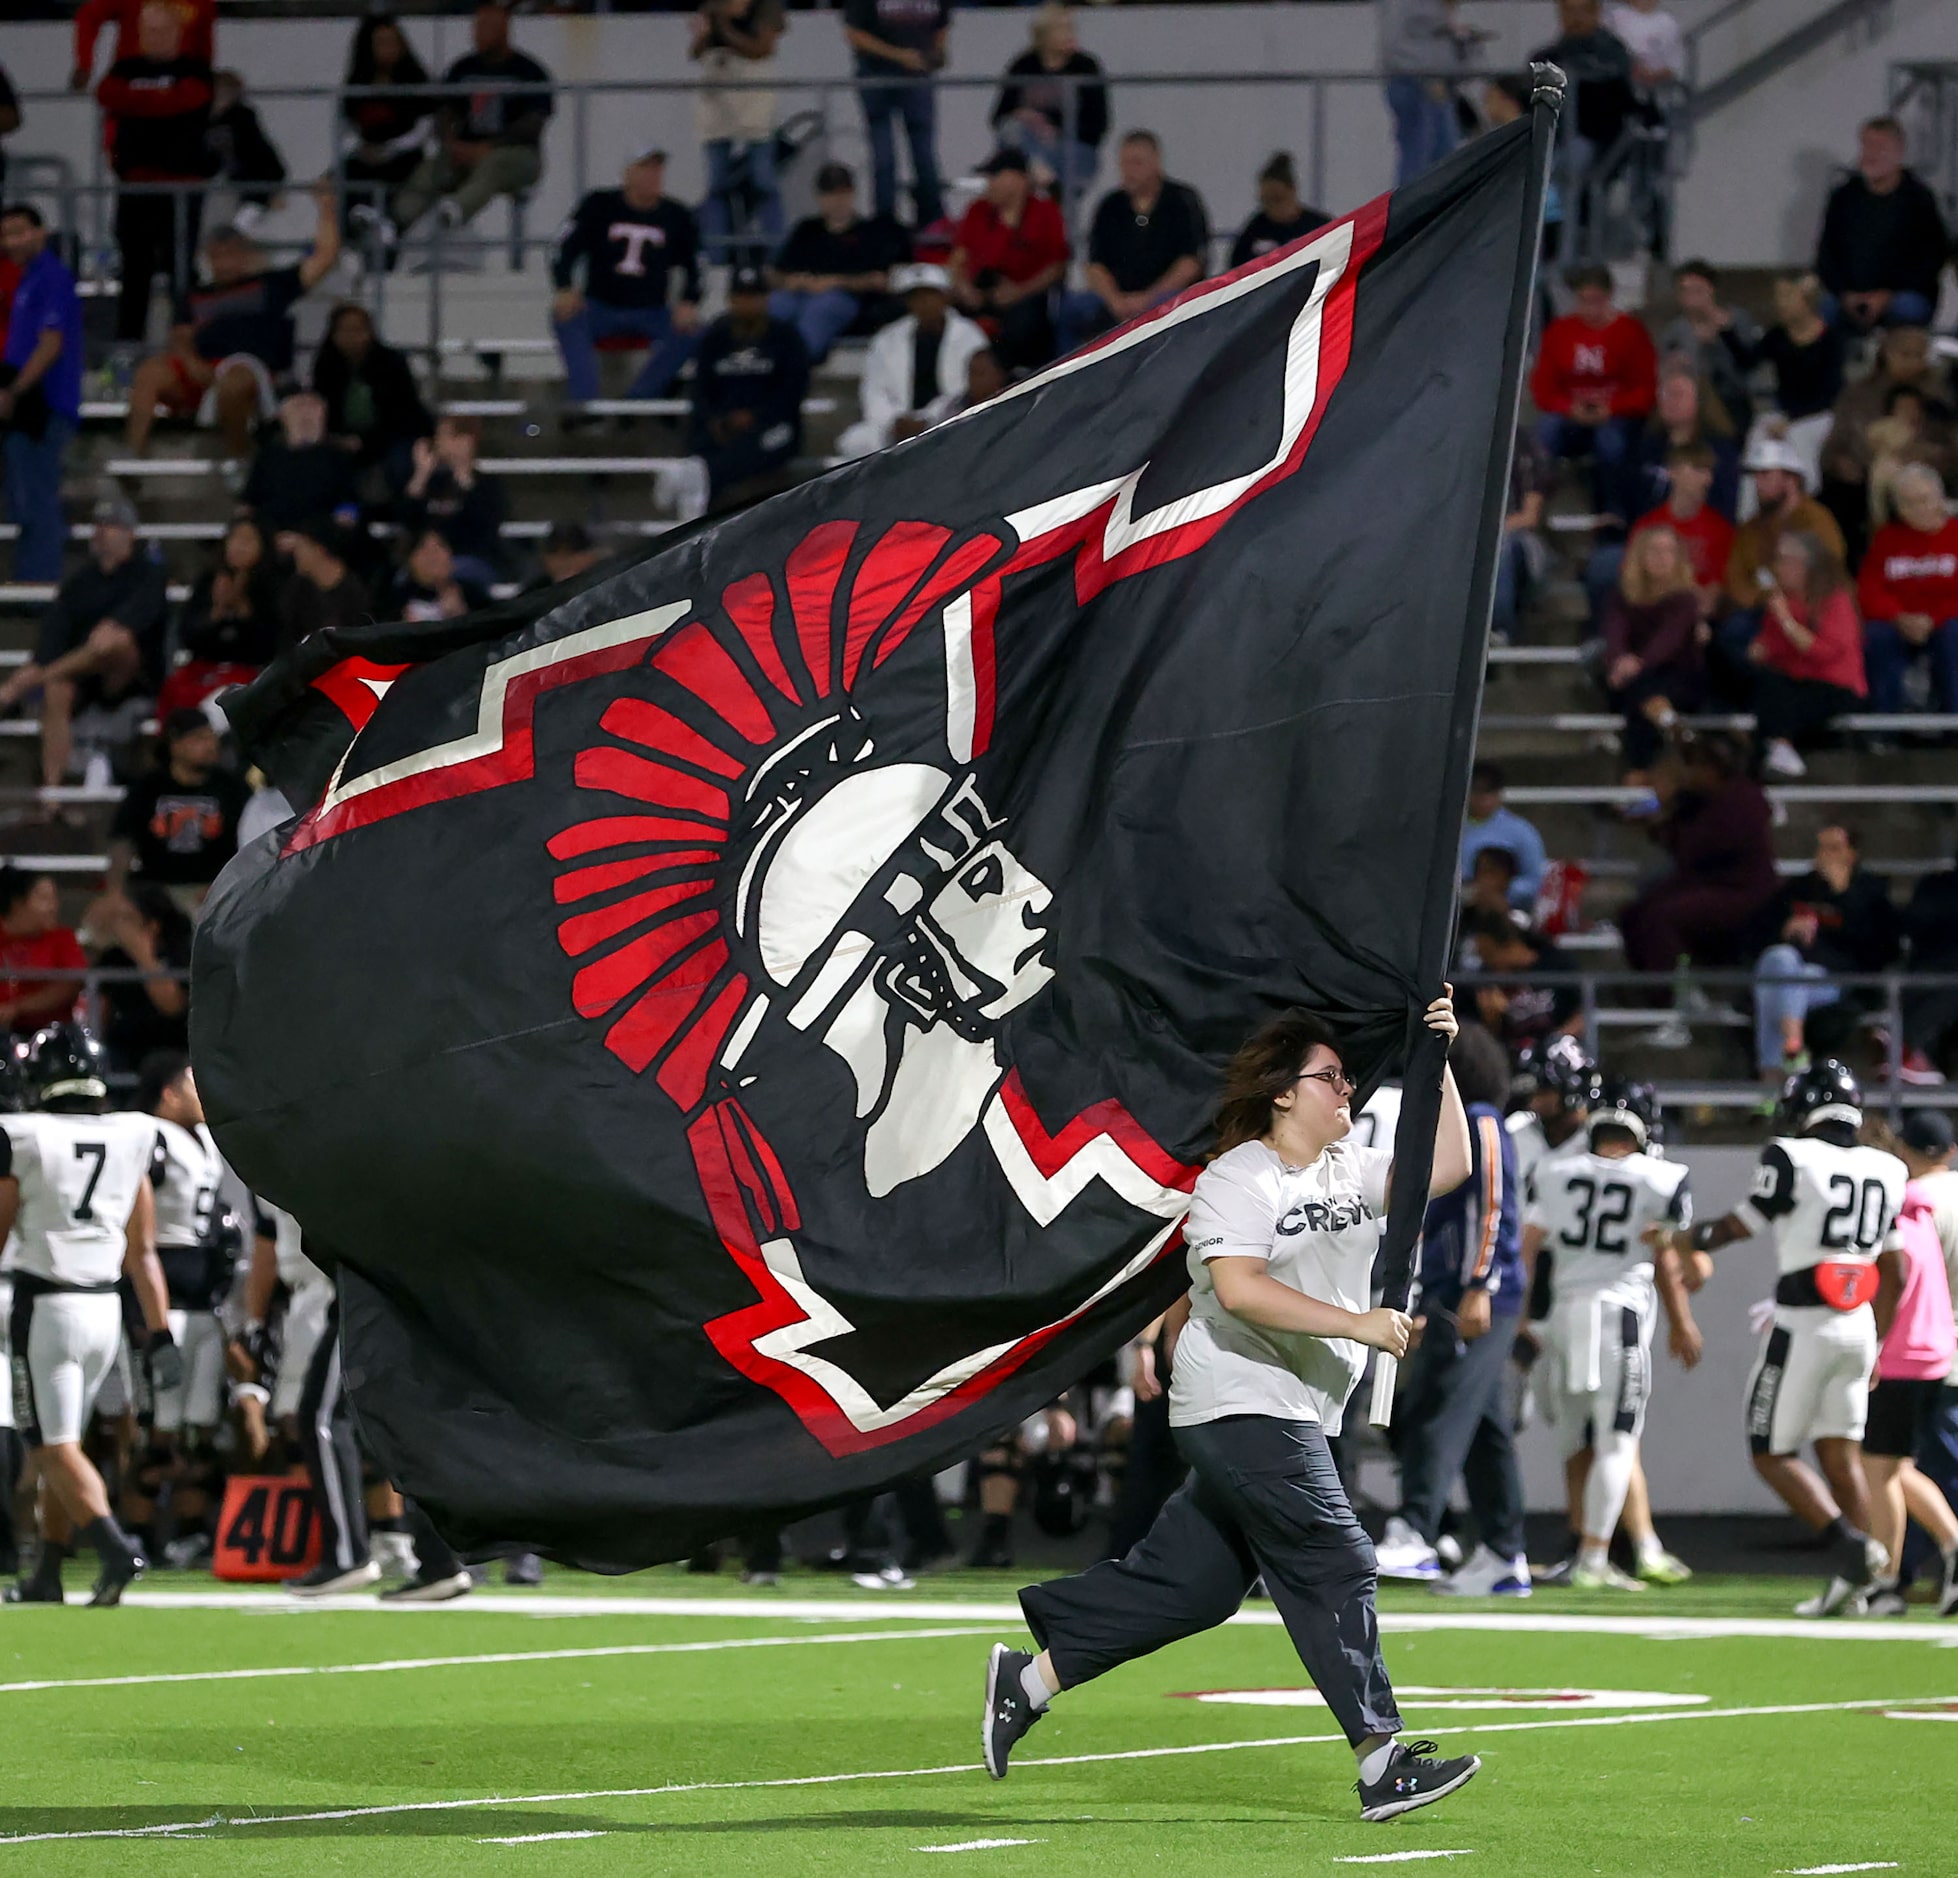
[1,1569,1952,1875]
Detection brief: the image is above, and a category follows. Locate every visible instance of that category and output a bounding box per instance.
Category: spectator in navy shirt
[1814,116,1949,332]
[767,161,911,364]
[843,0,949,229]
[1,204,84,582]
[552,152,703,408]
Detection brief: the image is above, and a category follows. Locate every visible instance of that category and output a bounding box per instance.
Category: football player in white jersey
[1505,1036,1597,1190]
[1671,1060,1907,1616]
[1,1026,177,1606]
[1522,1080,1700,1590]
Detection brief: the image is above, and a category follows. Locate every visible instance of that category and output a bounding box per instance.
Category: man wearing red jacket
[1860,462,1958,714]
[98,0,213,345]
[72,0,216,92]
[1530,263,1657,509]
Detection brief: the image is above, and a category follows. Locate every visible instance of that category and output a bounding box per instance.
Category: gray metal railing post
[1884,971,1905,1125]
[1310,77,1328,226]
[573,80,589,209]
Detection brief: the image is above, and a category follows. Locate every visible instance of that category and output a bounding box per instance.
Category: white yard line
[1883,1708,1958,1720]
[1332,1855,1473,1865]
[481,1832,609,1846]
[0,1626,997,1698]
[0,1693,1942,1848]
[918,1839,1045,1853]
[1778,1865,1901,1874]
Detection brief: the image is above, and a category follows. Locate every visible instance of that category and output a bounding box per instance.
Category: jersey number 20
[1820,1175,1890,1252]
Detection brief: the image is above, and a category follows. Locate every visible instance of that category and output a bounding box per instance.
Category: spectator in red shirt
[1628,443,1734,619]
[948,148,1068,369]
[72,0,216,90]
[1860,462,1958,714]
[1601,522,1704,778]
[0,869,86,1035]
[1747,529,1866,777]
[1530,263,1657,508]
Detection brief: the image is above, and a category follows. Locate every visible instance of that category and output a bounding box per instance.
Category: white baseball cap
[891,261,952,295]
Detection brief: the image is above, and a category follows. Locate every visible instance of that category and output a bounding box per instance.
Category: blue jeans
[1820,288,1935,330]
[860,76,942,226]
[1492,533,1532,641]
[700,138,784,264]
[1864,617,1958,713]
[767,287,859,366]
[1385,76,1458,188]
[1754,943,1839,1072]
[1536,412,1640,513]
[553,301,701,404]
[3,415,73,583]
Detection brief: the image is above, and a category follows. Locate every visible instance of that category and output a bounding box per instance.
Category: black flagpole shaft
[1370,68,1566,1424]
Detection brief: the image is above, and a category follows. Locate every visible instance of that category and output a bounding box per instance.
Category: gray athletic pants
[1019,1414,1402,1747]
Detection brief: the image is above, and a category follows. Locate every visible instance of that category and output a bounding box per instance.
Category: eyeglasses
[1296,1067,1355,1095]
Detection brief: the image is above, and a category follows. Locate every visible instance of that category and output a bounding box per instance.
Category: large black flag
[196,94,1557,1568]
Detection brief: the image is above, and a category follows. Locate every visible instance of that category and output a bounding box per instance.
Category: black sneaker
[982,1643,1046,1780]
[504,1552,544,1587]
[1938,1550,1958,1620]
[4,1572,63,1605]
[1356,1739,1482,1822]
[87,1543,146,1608]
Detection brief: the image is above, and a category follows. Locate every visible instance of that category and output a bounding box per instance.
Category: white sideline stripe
[1883,1708,1958,1720]
[1333,1855,1473,1866]
[0,1625,995,1697]
[482,1831,608,1845]
[918,1839,1044,1853]
[0,1694,1940,1848]
[1779,1865,1902,1874]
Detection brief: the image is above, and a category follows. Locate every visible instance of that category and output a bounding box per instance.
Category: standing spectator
[0,204,84,584]
[1378,0,1472,188]
[1059,131,1208,351]
[551,153,703,409]
[311,303,432,493]
[1660,260,1759,426]
[1460,761,1547,911]
[1752,824,1898,1081]
[1464,914,1583,1053]
[0,65,20,200]
[106,708,249,914]
[1600,523,1703,778]
[278,517,371,655]
[1618,732,1779,978]
[171,515,280,676]
[72,0,216,90]
[89,884,191,1068]
[1627,444,1735,623]
[339,13,434,235]
[664,265,808,522]
[402,414,506,587]
[767,162,911,366]
[99,1,214,348]
[1609,0,1684,93]
[125,183,342,463]
[989,6,1109,217]
[0,870,87,1036]
[1747,529,1866,779]
[1493,423,1551,643]
[1530,266,1657,506]
[843,0,948,231]
[1814,116,1949,333]
[1860,464,1958,715]
[388,528,489,622]
[947,150,1068,371]
[393,3,553,243]
[1229,152,1328,268]
[204,69,285,232]
[0,497,166,790]
[838,262,986,459]
[1532,0,1638,193]
[1817,325,1953,563]
[691,0,786,265]
[242,391,357,535]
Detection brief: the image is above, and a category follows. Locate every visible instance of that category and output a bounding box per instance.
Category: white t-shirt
[1607,3,1685,78]
[1170,1137,1393,1435]
[1350,1083,1401,1152]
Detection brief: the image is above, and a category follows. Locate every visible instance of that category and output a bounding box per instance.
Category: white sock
[1356,1737,1399,1785]
[1582,1431,1639,1549]
[1634,1533,1664,1564]
[1020,1658,1056,1711]
[1578,1540,1610,1572]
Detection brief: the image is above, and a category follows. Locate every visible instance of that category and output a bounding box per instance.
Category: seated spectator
[1814,115,1949,333]
[339,12,433,232]
[311,302,432,492]
[1723,272,1844,429]
[242,391,357,534]
[665,264,809,521]
[1859,463,1958,715]
[1714,434,1846,697]
[922,344,1010,429]
[1230,151,1326,270]
[1901,849,1958,1077]
[1463,911,1583,1054]
[1752,822,1898,1081]
[1493,422,1551,643]
[1817,325,1954,563]
[989,5,1108,215]
[1530,266,1658,508]
[205,68,286,232]
[402,414,506,586]
[126,183,342,462]
[0,496,165,789]
[88,882,191,1068]
[1059,130,1208,353]
[1601,522,1703,779]
[1747,528,1866,779]
[1460,760,1546,912]
[278,515,371,653]
[0,868,86,1035]
[1660,259,1759,425]
[767,161,911,365]
[1626,443,1735,621]
[393,2,552,242]
[838,262,986,460]
[106,706,249,916]
[1457,845,1524,949]
[1619,731,1778,979]
[947,150,1068,371]
[389,527,490,622]
[165,516,280,705]
[1607,362,1739,529]
[552,152,703,409]
[529,519,605,594]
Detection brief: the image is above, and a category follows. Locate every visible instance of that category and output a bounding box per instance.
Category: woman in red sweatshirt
[1746,529,1866,778]
[1600,523,1704,780]
[1859,462,1958,714]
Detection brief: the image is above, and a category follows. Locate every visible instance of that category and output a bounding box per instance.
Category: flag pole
[1370,65,1567,1427]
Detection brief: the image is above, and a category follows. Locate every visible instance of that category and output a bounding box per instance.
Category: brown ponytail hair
[1212,1008,1343,1156]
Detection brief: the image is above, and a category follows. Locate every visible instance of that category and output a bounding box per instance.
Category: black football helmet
[25,1024,109,1111]
[1589,1077,1661,1151]
[1774,1058,1863,1135]
[1538,1036,1602,1115]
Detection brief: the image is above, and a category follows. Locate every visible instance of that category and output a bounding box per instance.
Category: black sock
[980,1512,1011,1548]
[1820,1514,1849,1546]
[79,1515,135,1568]
[26,1541,63,1589]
